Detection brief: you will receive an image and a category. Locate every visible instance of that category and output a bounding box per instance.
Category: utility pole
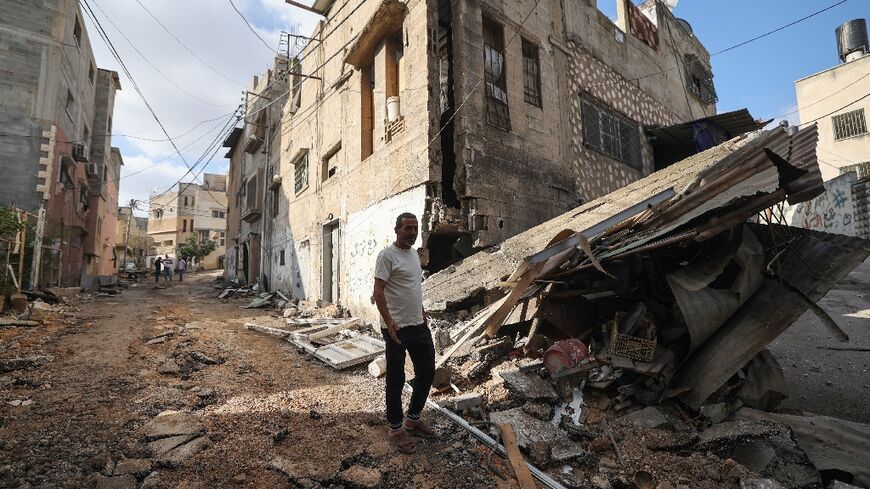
[16,209,26,293]
[29,204,46,289]
[121,199,138,272]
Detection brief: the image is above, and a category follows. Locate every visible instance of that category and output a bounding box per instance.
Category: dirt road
[0,272,514,488]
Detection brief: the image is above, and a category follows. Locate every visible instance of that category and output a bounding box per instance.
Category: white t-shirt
[374,244,424,328]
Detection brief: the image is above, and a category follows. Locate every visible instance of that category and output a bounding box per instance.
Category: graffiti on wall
[343,185,426,321]
[784,172,857,237]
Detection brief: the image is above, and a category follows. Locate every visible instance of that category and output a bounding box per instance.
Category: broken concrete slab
[700,402,728,424]
[488,407,563,465]
[618,407,669,429]
[498,369,558,400]
[736,408,870,488]
[188,350,221,365]
[828,481,863,489]
[268,456,340,482]
[697,420,820,489]
[339,465,382,488]
[550,439,590,464]
[147,434,197,457]
[450,393,484,411]
[140,411,204,441]
[113,458,152,476]
[156,436,210,466]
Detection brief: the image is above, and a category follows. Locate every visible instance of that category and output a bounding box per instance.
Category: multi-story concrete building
[0,0,121,287]
[115,207,152,270]
[147,173,228,270]
[796,18,869,181]
[223,57,288,285]
[264,0,718,320]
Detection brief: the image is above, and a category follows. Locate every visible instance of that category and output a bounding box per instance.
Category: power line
[770,72,870,121]
[589,0,851,89]
[89,0,236,108]
[80,0,195,171]
[228,0,276,53]
[799,91,870,127]
[134,0,246,89]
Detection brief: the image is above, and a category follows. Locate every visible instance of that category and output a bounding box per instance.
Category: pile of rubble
[419,126,870,488]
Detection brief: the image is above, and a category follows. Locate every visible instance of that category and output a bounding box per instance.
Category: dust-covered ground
[0,272,516,489]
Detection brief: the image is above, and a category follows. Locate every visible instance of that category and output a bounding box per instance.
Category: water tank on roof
[836,19,868,63]
[677,18,693,35]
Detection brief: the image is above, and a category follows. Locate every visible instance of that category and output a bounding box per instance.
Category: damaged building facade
[0,0,122,287]
[262,0,717,319]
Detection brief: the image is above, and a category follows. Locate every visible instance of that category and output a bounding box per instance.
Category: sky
[80,0,867,215]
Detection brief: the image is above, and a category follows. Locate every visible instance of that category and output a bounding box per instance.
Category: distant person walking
[162,255,174,282]
[154,257,163,283]
[177,258,187,282]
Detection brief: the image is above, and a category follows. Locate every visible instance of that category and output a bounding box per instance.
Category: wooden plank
[309,318,362,343]
[245,323,292,338]
[485,263,545,337]
[286,317,356,326]
[434,299,503,370]
[498,423,538,489]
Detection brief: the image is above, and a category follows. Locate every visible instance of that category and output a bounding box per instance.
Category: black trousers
[380,324,436,427]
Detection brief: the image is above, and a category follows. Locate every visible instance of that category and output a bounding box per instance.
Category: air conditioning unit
[72,143,89,162]
[86,163,98,175]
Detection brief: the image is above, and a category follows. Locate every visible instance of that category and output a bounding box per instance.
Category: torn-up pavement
[420,125,870,488]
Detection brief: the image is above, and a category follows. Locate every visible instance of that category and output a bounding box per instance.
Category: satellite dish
[664,0,679,10]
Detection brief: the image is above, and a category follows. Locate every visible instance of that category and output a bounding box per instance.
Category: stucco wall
[343,184,427,321]
[796,55,870,181]
[784,171,858,236]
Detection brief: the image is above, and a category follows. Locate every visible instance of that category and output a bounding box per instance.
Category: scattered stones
[140,411,204,441]
[188,350,221,365]
[550,439,589,464]
[157,358,180,375]
[268,456,339,481]
[828,481,864,489]
[619,406,669,429]
[148,435,197,457]
[339,465,382,488]
[272,427,289,442]
[156,436,210,466]
[113,458,152,477]
[700,402,728,424]
[488,407,563,463]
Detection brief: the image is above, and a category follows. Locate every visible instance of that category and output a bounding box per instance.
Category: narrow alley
[0,272,512,488]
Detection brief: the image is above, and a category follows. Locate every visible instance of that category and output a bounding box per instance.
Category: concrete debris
[498,369,558,400]
[112,458,152,476]
[827,482,863,489]
[618,406,669,429]
[140,411,204,441]
[449,393,484,411]
[0,318,40,327]
[0,355,51,372]
[157,358,180,375]
[268,456,339,482]
[91,474,137,489]
[700,402,728,424]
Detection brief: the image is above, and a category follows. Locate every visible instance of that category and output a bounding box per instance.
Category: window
[294,151,309,194]
[88,63,95,85]
[82,125,90,150]
[581,95,642,169]
[219,231,226,247]
[199,230,209,242]
[483,17,510,130]
[60,161,74,189]
[279,249,285,266]
[182,219,187,232]
[521,39,542,107]
[107,116,112,136]
[65,90,75,119]
[832,108,867,141]
[163,240,173,246]
[153,209,163,219]
[361,64,375,160]
[271,187,280,216]
[684,54,717,105]
[183,196,188,206]
[246,176,258,209]
[322,142,341,181]
[841,161,870,179]
[79,186,88,207]
[211,210,226,219]
[73,16,82,47]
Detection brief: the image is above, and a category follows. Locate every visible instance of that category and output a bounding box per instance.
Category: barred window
[684,54,717,105]
[522,39,541,107]
[581,96,642,169]
[483,17,510,130]
[294,151,309,194]
[832,108,867,141]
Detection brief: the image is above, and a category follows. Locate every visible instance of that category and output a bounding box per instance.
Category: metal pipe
[424,396,568,489]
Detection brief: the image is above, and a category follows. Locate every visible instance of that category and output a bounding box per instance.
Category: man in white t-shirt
[373,212,435,454]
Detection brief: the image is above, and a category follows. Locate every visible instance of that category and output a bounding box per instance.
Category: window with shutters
[832,108,867,141]
[581,95,642,169]
[483,17,510,130]
[246,175,258,210]
[684,54,717,105]
[521,39,542,108]
[294,151,309,194]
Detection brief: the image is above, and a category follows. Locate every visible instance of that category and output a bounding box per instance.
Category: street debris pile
[413,126,870,488]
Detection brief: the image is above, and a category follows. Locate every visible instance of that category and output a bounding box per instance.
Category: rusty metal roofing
[646,108,763,145]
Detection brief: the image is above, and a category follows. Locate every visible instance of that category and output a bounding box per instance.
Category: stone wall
[784,172,859,236]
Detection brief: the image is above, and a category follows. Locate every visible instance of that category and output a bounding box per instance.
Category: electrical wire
[134,0,246,89]
[799,91,870,127]
[80,0,196,171]
[228,0,277,53]
[89,0,236,108]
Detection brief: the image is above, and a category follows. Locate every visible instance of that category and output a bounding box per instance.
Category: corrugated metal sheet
[647,109,763,148]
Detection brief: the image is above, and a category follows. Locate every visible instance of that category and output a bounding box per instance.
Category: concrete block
[450,393,483,411]
[619,406,669,429]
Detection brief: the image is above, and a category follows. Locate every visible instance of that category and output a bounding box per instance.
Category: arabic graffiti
[785,173,857,237]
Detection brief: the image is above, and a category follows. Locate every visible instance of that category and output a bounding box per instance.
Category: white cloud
[81,0,320,214]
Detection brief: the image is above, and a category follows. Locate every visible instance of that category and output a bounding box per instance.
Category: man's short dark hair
[395,212,417,230]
